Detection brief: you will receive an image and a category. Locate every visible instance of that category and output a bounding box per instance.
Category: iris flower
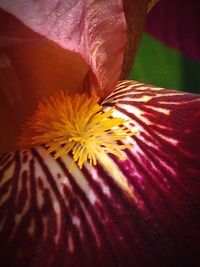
[0,1,200,267]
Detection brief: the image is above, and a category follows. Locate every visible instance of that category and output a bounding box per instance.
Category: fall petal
[0,81,200,267]
[103,80,200,181]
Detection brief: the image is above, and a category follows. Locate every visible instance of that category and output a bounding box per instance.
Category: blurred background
[131,0,200,94]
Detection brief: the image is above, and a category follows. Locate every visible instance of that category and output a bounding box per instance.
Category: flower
[16,92,136,169]
[0,1,200,267]
[1,80,200,267]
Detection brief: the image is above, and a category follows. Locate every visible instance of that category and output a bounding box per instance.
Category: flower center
[17,91,136,169]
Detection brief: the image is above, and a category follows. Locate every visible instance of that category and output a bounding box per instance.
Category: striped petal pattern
[0,81,200,267]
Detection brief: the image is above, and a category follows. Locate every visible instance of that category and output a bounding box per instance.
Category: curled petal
[0,81,200,266]
[0,0,128,97]
[121,0,148,79]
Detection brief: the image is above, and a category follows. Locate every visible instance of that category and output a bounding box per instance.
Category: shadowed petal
[0,0,127,97]
[0,81,200,267]
[0,1,150,153]
[146,0,200,62]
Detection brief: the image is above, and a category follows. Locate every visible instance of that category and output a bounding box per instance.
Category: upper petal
[146,0,200,62]
[0,0,127,97]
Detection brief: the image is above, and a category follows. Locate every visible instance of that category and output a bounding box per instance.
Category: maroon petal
[0,0,127,97]
[146,0,200,62]
[0,81,200,267]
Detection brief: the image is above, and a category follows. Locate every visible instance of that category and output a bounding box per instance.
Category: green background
[130,33,200,94]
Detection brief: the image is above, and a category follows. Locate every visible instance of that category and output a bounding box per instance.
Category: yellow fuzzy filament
[17,91,136,169]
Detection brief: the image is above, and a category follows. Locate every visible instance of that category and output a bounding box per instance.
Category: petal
[0,81,200,267]
[121,0,148,79]
[145,0,200,62]
[0,8,89,153]
[0,0,127,97]
[103,80,200,181]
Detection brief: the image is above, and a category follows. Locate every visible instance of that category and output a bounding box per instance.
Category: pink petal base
[0,81,200,267]
[0,0,127,97]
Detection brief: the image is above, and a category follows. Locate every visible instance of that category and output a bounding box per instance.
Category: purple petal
[146,0,200,62]
[0,81,200,266]
[0,0,127,97]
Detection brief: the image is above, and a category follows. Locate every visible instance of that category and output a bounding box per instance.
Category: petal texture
[0,81,200,267]
[0,0,127,97]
